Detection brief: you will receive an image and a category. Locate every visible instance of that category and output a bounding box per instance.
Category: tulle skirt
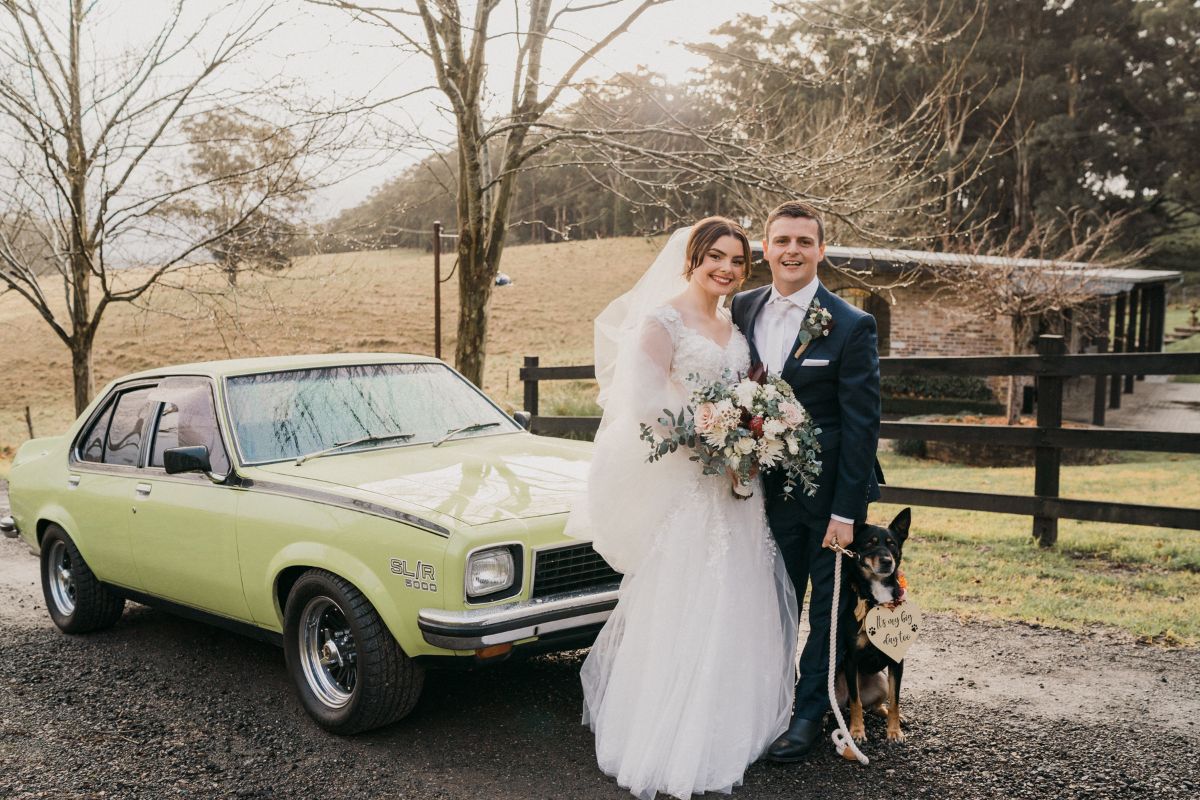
[581,475,798,800]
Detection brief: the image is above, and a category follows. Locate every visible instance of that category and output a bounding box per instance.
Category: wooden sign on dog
[864,599,922,662]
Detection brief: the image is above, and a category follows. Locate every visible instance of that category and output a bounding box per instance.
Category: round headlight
[466,547,516,598]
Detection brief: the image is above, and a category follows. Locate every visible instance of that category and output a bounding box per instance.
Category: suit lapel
[782,283,833,382]
[741,286,772,367]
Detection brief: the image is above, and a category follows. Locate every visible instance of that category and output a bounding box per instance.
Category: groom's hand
[822,518,853,550]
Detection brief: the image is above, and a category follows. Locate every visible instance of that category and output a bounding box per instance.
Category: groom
[731,201,882,762]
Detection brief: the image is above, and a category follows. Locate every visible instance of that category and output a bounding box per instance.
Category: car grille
[532,543,621,598]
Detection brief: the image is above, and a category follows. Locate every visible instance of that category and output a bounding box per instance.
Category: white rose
[763,418,787,438]
[734,379,759,410]
[735,436,755,455]
[762,384,780,400]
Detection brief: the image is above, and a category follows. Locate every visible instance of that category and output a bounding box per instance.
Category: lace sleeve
[564,309,692,575]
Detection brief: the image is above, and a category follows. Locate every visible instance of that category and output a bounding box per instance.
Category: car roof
[118,352,444,381]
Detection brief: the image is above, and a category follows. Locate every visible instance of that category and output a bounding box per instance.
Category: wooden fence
[520,335,1200,546]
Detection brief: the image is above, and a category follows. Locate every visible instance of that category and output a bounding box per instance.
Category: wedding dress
[570,298,799,800]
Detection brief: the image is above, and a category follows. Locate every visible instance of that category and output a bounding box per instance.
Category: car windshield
[225,363,519,464]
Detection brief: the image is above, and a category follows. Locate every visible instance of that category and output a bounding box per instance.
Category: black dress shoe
[765,716,825,763]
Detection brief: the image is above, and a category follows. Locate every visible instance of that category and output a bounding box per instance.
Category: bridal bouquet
[639,370,822,499]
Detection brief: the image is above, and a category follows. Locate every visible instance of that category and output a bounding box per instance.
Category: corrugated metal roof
[748,241,1180,294]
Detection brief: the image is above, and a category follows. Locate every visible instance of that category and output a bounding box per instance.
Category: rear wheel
[40,525,125,633]
[283,569,423,734]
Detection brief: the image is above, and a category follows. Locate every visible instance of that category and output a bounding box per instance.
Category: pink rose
[779,401,805,428]
[695,402,719,433]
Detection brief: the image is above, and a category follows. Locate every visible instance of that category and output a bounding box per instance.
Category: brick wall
[820,275,1012,357]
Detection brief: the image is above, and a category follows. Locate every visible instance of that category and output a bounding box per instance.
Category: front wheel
[40,524,125,633]
[283,569,423,734]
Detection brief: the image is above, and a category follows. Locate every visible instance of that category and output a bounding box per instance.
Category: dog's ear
[890,507,911,542]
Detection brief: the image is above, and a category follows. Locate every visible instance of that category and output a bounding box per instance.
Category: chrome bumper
[418,585,619,650]
[0,515,17,539]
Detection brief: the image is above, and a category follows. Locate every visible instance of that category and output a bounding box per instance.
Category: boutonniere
[793,299,834,359]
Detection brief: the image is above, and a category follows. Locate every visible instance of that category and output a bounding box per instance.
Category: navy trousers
[767,496,857,722]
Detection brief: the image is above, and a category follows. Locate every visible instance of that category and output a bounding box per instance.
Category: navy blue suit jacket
[731,283,882,522]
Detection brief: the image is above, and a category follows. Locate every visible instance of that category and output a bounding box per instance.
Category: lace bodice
[650,304,751,387]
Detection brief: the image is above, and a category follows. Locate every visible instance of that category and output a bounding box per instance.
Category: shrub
[881,375,995,401]
[893,437,927,458]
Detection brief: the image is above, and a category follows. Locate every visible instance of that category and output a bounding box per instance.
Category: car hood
[250,433,592,527]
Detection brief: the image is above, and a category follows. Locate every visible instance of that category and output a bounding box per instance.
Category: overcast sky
[99,0,780,214]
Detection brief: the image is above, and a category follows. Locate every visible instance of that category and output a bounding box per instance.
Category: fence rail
[519,337,1200,545]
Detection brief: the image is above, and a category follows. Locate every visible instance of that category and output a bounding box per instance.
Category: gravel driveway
[2,479,1198,799]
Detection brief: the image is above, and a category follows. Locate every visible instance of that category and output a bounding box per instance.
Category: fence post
[1124,286,1139,394]
[523,356,540,417]
[1092,300,1109,426]
[1033,335,1066,547]
[1110,292,1125,409]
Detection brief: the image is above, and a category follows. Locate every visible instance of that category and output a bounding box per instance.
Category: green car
[1,354,618,734]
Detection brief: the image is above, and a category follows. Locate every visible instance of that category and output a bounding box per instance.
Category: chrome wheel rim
[299,596,356,709]
[47,540,76,616]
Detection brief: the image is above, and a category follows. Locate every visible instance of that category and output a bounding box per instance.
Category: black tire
[40,524,125,633]
[283,569,424,734]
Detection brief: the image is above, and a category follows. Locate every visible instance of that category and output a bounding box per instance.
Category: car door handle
[67,475,80,489]
[135,483,152,497]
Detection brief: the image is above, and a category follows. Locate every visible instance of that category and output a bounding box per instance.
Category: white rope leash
[827,546,869,765]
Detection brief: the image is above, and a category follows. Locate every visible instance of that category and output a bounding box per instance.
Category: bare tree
[0,0,340,414]
[540,1,1005,253]
[314,0,672,386]
[167,108,315,287]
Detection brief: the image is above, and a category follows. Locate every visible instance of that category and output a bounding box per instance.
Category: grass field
[874,451,1200,645]
[0,238,661,453]
[2,238,1198,643]
[1167,304,1200,383]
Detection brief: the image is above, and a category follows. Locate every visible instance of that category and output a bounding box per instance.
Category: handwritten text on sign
[864,599,922,662]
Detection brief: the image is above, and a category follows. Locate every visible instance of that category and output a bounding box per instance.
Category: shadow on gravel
[1,603,1198,799]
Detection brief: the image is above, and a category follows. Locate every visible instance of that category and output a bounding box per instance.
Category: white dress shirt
[753,278,820,376]
[753,279,855,526]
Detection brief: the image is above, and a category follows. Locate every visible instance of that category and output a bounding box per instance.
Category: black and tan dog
[838,507,911,744]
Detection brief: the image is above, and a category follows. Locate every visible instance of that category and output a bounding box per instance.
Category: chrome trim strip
[0,516,17,538]
[417,586,619,650]
[239,478,451,537]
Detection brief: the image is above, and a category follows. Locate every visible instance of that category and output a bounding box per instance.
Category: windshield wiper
[432,422,501,447]
[295,432,414,465]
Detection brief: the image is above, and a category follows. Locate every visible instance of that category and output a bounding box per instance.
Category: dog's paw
[886,726,906,744]
[868,702,889,718]
[850,724,867,743]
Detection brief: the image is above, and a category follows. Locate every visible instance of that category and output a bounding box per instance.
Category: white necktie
[765,297,793,375]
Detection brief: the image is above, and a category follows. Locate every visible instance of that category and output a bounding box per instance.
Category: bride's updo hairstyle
[684,216,752,284]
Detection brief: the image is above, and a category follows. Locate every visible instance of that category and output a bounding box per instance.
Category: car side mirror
[165,445,235,485]
[164,445,212,475]
[512,411,532,431]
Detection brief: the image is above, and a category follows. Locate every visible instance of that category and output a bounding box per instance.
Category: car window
[104,387,155,467]
[79,402,116,463]
[225,363,519,464]
[148,379,231,476]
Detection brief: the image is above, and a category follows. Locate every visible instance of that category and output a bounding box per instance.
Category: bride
[566,217,799,800]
